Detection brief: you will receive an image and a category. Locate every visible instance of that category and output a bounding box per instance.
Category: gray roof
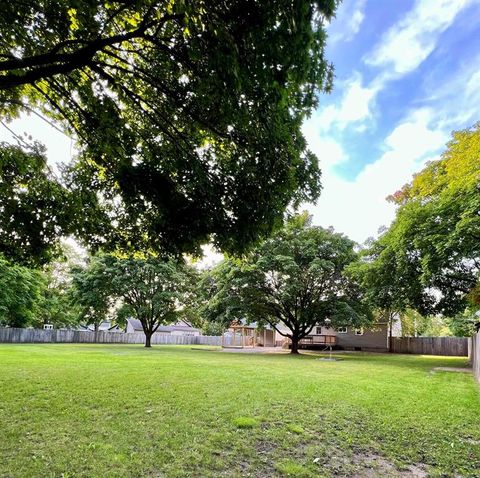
[87,321,121,332]
[126,318,199,333]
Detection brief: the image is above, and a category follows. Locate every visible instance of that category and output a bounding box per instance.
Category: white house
[125,318,201,336]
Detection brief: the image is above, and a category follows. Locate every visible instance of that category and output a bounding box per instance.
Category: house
[66,321,122,332]
[125,318,201,336]
[330,323,391,352]
[46,321,122,332]
[276,318,402,352]
[86,321,123,332]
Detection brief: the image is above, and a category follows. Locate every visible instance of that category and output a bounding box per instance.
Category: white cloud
[382,109,446,158]
[318,0,476,139]
[441,60,480,126]
[306,109,449,243]
[366,0,471,75]
[314,73,378,131]
[328,0,366,44]
[410,52,480,128]
[302,122,346,170]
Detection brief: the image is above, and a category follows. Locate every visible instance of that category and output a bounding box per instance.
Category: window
[355,328,364,336]
[337,327,347,334]
[315,326,322,335]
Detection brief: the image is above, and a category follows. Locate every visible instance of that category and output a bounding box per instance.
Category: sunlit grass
[0,345,478,477]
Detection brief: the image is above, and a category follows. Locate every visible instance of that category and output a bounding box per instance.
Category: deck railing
[298,335,337,346]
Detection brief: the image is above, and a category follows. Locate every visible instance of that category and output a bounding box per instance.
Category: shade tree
[0,0,340,260]
[204,217,372,353]
[71,254,192,346]
[364,124,480,318]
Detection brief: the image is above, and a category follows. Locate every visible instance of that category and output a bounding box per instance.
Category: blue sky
[1,0,479,255]
[304,0,480,242]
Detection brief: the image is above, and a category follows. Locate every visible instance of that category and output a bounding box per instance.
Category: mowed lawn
[0,345,479,478]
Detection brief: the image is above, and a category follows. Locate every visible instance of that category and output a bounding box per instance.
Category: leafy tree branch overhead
[0,0,339,261]
[0,143,107,266]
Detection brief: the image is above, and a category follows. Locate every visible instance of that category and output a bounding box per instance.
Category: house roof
[126,318,200,333]
[84,321,122,332]
[229,320,273,330]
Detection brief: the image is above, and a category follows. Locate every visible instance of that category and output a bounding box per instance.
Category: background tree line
[1,120,478,347]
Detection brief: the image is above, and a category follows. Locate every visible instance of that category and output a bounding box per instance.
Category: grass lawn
[0,345,479,478]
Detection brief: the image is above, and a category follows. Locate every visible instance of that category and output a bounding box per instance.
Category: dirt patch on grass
[351,452,428,478]
[252,433,430,478]
[255,439,277,456]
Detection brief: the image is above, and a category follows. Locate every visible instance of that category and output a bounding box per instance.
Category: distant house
[276,317,402,352]
[64,321,122,332]
[125,318,201,336]
[87,321,122,332]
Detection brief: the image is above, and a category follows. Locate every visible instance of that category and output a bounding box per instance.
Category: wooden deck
[295,335,337,350]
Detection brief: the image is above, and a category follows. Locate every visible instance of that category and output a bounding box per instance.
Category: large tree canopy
[367,124,480,316]
[0,0,339,258]
[205,216,371,353]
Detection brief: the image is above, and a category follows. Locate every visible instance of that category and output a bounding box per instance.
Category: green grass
[0,345,479,477]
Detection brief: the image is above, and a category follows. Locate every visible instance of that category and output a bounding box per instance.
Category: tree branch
[0,14,184,89]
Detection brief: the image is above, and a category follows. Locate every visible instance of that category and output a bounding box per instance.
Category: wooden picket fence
[470,332,480,383]
[0,327,224,346]
[391,336,469,356]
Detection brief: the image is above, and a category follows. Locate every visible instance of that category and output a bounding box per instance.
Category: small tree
[103,256,188,347]
[206,218,371,353]
[0,254,44,327]
[349,243,404,349]
[70,256,115,331]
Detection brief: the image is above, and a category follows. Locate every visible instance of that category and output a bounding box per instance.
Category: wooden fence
[469,332,480,383]
[0,327,224,346]
[391,336,469,356]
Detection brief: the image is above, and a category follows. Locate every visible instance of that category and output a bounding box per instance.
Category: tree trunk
[145,331,152,348]
[290,336,300,354]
